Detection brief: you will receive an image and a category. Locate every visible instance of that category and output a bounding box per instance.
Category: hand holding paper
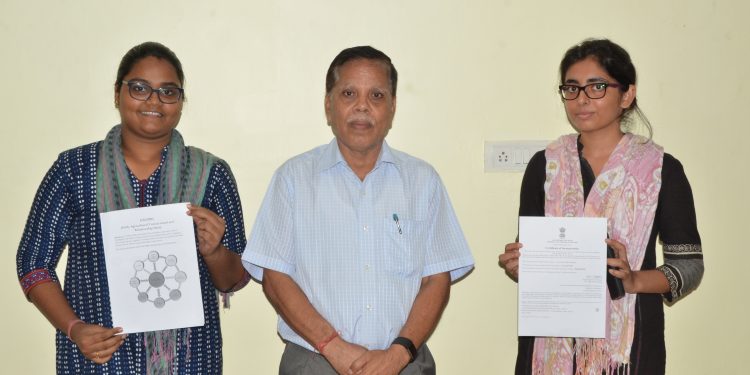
[499,242,523,280]
[187,204,226,258]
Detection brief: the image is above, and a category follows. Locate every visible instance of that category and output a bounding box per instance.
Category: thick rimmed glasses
[122,80,184,104]
[558,82,622,100]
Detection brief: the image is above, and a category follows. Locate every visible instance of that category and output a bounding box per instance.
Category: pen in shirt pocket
[392,213,402,235]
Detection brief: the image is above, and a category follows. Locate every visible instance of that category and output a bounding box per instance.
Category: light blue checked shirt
[243,139,474,352]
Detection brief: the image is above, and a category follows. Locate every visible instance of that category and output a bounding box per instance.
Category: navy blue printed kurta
[17,142,246,374]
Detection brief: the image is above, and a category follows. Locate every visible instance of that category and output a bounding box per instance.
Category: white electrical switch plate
[484,140,549,172]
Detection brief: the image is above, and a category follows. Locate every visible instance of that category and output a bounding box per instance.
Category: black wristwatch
[391,336,418,363]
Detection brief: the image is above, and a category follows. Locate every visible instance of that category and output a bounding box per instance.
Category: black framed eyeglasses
[122,80,184,104]
[558,82,623,100]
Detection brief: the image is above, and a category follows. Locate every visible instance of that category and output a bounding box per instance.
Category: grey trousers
[279,342,436,375]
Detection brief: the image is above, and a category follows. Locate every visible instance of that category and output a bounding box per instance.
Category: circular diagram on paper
[130,251,187,308]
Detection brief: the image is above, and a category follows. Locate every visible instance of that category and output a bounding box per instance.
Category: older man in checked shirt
[243,46,474,375]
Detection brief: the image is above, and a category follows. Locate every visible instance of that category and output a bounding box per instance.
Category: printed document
[518,216,607,338]
[100,203,204,333]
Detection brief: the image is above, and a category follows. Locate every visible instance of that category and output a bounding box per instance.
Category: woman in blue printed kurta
[16,42,248,374]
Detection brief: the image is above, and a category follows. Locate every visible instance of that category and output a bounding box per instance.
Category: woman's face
[115,56,183,142]
[562,57,635,136]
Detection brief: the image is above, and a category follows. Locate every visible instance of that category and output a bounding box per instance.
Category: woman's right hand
[499,242,523,281]
[69,323,126,364]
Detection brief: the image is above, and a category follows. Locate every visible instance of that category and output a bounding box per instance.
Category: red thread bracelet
[66,319,84,339]
[316,331,339,353]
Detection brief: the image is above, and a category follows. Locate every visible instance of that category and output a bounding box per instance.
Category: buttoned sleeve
[242,165,297,281]
[16,153,73,298]
[421,171,474,281]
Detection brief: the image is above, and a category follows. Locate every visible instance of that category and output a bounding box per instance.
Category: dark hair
[325,46,398,96]
[559,38,651,137]
[114,42,185,94]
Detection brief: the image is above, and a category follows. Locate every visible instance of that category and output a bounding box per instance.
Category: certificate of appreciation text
[518,216,607,338]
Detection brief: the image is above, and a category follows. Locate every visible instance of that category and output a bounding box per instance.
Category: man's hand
[320,337,368,375]
[348,345,411,375]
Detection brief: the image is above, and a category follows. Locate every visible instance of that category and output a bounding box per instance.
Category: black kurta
[514,142,702,375]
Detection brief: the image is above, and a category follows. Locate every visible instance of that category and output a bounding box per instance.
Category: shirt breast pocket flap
[383,217,426,276]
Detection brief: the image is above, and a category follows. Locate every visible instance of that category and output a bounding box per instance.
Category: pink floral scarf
[533,133,663,374]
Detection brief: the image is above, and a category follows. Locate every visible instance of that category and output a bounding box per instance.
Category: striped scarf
[97,124,216,375]
[533,133,663,375]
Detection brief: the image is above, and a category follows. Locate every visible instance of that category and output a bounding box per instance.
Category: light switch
[484,140,549,172]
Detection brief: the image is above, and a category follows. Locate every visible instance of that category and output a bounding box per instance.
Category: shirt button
[363,225,368,231]
[366,304,372,311]
[364,264,370,271]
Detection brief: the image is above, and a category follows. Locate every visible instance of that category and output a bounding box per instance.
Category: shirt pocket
[383,217,427,277]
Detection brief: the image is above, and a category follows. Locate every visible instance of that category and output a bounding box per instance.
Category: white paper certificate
[518,216,607,338]
[100,203,204,334]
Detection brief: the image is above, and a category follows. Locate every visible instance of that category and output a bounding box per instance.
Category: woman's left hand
[606,239,638,293]
[187,204,225,258]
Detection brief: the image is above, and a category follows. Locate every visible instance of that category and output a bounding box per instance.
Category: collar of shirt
[315,138,399,175]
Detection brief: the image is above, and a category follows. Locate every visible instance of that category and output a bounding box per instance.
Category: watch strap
[391,336,418,363]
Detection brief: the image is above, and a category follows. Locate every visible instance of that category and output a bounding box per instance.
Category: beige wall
[2,1,746,373]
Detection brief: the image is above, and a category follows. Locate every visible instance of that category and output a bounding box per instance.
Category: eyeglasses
[558,82,623,100]
[122,80,184,104]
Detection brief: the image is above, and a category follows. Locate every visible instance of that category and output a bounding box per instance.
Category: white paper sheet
[100,203,204,334]
[518,216,607,338]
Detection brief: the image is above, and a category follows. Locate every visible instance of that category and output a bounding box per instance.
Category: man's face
[325,58,396,159]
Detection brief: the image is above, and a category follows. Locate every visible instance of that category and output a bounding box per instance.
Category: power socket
[484,140,549,172]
